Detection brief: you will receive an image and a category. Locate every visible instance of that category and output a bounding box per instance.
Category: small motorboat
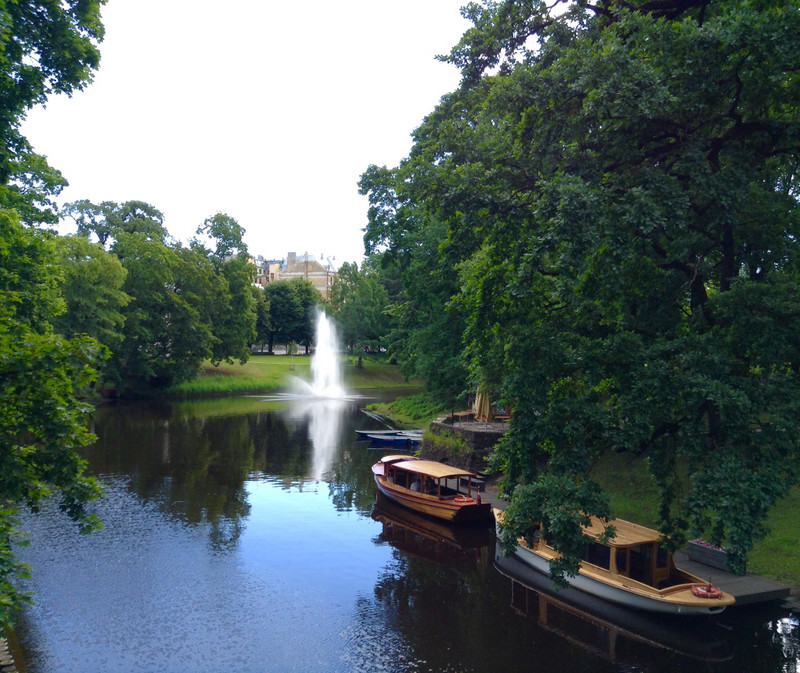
[356,429,423,446]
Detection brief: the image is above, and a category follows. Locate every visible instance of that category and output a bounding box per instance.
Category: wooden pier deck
[673,551,792,607]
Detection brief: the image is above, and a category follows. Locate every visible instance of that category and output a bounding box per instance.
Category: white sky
[21,0,471,267]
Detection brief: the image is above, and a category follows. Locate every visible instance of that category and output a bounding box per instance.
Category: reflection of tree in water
[327,446,388,514]
[367,553,536,672]
[85,404,254,550]
[248,408,314,479]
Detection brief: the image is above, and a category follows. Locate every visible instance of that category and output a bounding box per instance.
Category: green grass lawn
[165,353,421,396]
[590,452,800,587]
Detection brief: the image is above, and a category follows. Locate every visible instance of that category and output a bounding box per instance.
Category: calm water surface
[14,393,799,673]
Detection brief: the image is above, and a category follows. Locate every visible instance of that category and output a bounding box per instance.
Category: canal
[13,393,799,672]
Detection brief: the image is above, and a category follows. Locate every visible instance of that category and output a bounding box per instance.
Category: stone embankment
[423,416,506,474]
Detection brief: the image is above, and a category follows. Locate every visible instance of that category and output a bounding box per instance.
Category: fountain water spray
[309,311,346,398]
[290,311,347,399]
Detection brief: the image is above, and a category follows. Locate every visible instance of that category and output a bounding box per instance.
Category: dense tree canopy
[0,0,108,627]
[329,260,390,366]
[0,211,104,626]
[193,213,257,365]
[362,0,800,576]
[262,279,323,354]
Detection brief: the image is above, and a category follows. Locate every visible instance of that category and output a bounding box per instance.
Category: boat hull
[510,542,730,616]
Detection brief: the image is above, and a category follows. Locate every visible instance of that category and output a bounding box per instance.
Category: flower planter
[687,540,742,573]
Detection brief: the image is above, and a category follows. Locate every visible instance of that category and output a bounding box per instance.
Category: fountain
[289,311,346,398]
[287,311,350,480]
[308,311,346,398]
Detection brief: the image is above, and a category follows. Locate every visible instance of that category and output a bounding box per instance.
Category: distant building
[251,252,337,299]
[251,256,282,288]
[280,252,337,300]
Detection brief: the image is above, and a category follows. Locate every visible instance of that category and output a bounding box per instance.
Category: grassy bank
[364,392,450,427]
[590,452,800,587]
[165,353,421,396]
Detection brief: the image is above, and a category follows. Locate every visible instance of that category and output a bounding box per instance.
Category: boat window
[584,542,610,570]
[616,548,628,574]
[656,545,668,569]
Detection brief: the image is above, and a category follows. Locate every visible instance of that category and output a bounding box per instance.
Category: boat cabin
[537,517,680,589]
[381,456,480,500]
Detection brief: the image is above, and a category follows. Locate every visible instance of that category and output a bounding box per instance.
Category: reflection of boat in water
[372,455,493,523]
[372,494,492,565]
[495,508,734,615]
[356,429,423,446]
[494,546,733,663]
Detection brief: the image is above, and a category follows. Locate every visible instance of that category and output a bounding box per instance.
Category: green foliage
[51,235,130,352]
[263,279,322,354]
[64,199,167,248]
[0,0,105,182]
[500,478,613,585]
[0,0,107,628]
[330,261,390,359]
[195,212,248,265]
[209,253,257,365]
[366,0,800,579]
[422,428,471,461]
[359,174,470,401]
[0,149,69,227]
[0,210,104,627]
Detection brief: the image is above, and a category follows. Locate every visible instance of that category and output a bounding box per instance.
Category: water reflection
[372,493,493,566]
[13,397,800,673]
[494,545,734,664]
[287,397,348,481]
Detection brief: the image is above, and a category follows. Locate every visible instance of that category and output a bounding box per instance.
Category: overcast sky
[21,0,471,267]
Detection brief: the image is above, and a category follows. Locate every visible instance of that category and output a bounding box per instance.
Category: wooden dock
[673,551,791,606]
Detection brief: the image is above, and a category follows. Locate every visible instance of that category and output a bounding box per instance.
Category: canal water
[13,393,799,673]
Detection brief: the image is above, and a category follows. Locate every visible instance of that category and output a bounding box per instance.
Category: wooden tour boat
[495,508,735,615]
[372,455,492,523]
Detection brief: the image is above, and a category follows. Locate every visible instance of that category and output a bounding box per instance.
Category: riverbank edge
[0,634,19,673]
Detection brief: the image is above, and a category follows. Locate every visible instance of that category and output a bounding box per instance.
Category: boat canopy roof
[583,516,662,547]
[389,459,475,480]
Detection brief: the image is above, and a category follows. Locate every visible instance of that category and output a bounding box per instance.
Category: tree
[106,233,224,391]
[365,0,800,577]
[51,235,130,355]
[329,261,390,367]
[0,0,107,626]
[196,212,248,265]
[0,148,69,227]
[0,0,105,183]
[263,281,299,354]
[193,213,256,365]
[0,210,104,626]
[287,277,323,353]
[263,279,322,354]
[63,199,168,248]
[251,286,271,352]
[359,166,471,402]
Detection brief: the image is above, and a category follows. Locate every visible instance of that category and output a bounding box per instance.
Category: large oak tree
[362,0,800,576]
